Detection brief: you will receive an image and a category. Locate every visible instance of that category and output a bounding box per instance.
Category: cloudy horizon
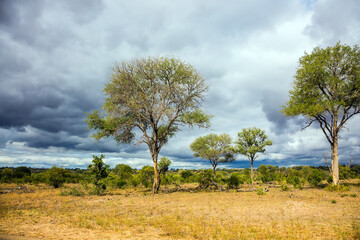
[0,0,359,170]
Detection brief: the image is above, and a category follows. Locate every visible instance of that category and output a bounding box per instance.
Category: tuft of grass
[256,187,266,195]
[325,184,350,192]
[280,184,290,191]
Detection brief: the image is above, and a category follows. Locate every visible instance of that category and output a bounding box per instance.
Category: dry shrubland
[0,182,359,240]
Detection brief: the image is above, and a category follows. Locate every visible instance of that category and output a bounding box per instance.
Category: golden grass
[0,183,359,239]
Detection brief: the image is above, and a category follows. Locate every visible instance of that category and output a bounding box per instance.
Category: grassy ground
[0,182,359,240]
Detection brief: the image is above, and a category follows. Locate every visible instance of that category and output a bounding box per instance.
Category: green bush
[46,166,69,188]
[105,173,127,189]
[139,166,154,188]
[280,184,290,191]
[256,187,266,195]
[113,164,133,180]
[60,186,85,196]
[307,169,323,187]
[227,173,243,189]
[180,170,194,182]
[88,154,110,195]
[13,167,31,179]
[325,184,350,192]
[1,168,13,182]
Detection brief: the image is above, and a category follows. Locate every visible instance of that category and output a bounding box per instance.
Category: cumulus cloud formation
[0,0,359,169]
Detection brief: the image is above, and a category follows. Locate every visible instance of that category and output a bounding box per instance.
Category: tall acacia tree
[86,57,211,193]
[190,133,235,179]
[233,127,272,185]
[281,43,360,185]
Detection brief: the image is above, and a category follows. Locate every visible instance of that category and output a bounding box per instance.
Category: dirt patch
[0,234,41,240]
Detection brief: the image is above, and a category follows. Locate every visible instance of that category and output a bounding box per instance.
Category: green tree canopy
[281,42,360,185]
[233,127,272,185]
[113,164,133,180]
[190,133,234,178]
[158,157,171,175]
[86,56,211,193]
[88,154,110,195]
[46,166,69,188]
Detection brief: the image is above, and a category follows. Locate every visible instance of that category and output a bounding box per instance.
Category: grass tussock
[0,182,359,239]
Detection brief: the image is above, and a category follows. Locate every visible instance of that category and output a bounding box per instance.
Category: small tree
[1,168,13,182]
[47,166,68,188]
[190,133,235,179]
[281,43,360,185]
[86,56,211,193]
[233,127,272,185]
[139,166,155,188]
[88,154,110,195]
[113,164,133,181]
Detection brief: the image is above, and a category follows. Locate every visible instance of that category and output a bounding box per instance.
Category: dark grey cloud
[0,0,359,169]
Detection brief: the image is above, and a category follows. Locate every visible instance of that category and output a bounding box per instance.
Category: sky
[0,0,359,170]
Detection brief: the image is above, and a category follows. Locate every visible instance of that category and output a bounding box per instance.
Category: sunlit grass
[0,182,359,239]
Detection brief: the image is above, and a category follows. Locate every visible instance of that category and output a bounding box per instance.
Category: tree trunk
[212,166,216,180]
[331,134,339,185]
[250,160,254,185]
[152,154,161,194]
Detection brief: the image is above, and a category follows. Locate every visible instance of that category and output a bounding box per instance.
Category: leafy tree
[46,166,69,188]
[227,173,243,189]
[88,154,110,195]
[86,57,211,193]
[13,166,31,179]
[1,168,13,182]
[158,157,171,176]
[307,168,324,187]
[281,43,360,185]
[180,170,194,182]
[233,127,272,185]
[139,166,155,188]
[113,164,133,180]
[190,133,235,179]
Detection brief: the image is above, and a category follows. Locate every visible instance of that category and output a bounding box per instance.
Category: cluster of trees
[1,163,359,193]
[85,42,359,193]
[190,127,272,185]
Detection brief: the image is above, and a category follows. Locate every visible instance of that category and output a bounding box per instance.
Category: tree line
[1,162,359,194]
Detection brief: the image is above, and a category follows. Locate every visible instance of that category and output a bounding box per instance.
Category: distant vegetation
[1,163,359,194]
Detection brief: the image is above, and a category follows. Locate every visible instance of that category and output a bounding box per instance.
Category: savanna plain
[0,182,359,240]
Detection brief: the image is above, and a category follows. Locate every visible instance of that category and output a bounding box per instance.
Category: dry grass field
[0,182,359,240]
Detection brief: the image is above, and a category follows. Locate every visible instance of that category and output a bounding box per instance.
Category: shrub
[256,187,266,195]
[280,184,290,191]
[113,164,133,180]
[13,166,31,179]
[227,173,243,189]
[47,166,69,188]
[180,170,194,182]
[325,184,350,192]
[307,169,323,187]
[88,154,110,195]
[139,166,154,188]
[1,168,13,182]
[60,186,85,196]
[105,173,127,189]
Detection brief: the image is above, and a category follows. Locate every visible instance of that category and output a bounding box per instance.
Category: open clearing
[0,183,359,239]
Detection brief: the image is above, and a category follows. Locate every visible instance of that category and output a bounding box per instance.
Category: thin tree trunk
[212,166,216,179]
[152,153,161,194]
[331,134,339,185]
[250,160,254,185]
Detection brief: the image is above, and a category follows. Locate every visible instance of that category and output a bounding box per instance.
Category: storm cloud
[0,0,359,169]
